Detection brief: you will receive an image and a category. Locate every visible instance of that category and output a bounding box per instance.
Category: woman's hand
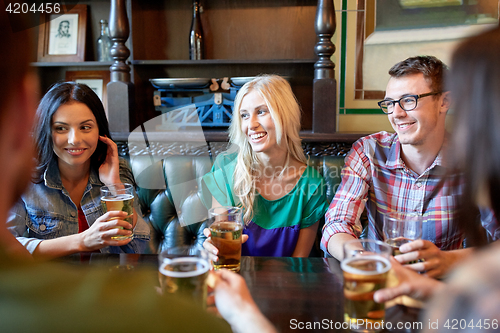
[98,135,121,185]
[78,211,133,251]
[203,227,249,262]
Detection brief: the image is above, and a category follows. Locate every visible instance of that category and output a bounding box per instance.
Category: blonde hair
[228,74,307,222]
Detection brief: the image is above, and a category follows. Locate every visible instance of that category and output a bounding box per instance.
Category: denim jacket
[7,158,150,254]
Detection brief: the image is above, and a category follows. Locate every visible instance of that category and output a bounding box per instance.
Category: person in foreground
[321,55,496,278]
[202,75,329,257]
[7,82,150,259]
[374,26,500,331]
[0,12,275,333]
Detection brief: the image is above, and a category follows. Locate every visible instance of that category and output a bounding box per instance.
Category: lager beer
[342,255,391,332]
[159,257,209,308]
[208,206,244,272]
[210,221,243,272]
[386,237,413,256]
[383,212,423,265]
[100,193,134,240]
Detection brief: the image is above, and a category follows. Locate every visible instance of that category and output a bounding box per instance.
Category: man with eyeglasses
[321,55,496,278]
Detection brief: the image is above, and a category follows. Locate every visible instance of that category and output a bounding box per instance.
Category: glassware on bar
[208,206,244,272]
[100,183,135,240]
[342,239,392,333]
[158,245,210,308]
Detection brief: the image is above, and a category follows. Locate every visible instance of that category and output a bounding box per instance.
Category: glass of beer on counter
[100,183,135,240]
[208,206,244,272]
[383,212,423,258]
[342,239,392,332]
[158,245,210,308]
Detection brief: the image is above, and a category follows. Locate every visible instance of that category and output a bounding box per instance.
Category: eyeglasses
[377,92,442,114]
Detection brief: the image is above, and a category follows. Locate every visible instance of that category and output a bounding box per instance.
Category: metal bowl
[230,76,256,86]
[150,78,212,89]
[230,76,291,86]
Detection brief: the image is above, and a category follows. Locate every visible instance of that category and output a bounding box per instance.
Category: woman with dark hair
[7,82,150,258]
[373,26,500,331]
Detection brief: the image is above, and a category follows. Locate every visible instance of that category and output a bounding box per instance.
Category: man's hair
[0,11,33,118]
[388,55,448,93]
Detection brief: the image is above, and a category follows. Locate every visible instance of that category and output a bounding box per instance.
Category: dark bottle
[189,0,204,60]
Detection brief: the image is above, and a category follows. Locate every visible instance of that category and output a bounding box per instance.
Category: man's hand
[212,270,276,333]
[394,240,471,278]
[374,258,444,303]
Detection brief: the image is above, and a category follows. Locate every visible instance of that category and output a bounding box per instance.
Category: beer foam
[101,194,134,201]
[159,257,209,278]
[341,256,391,275]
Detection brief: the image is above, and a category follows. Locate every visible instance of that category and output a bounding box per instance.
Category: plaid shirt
[322,131,471,252]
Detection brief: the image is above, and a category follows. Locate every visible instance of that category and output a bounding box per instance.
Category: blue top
[202,152,329,257]
[7,157,150,254]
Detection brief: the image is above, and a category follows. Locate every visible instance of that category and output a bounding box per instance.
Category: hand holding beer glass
[158,245,210,308]
[206,206,244,272]
[383,212,423,261]
[342,239,392,333]
[100,183,135,240]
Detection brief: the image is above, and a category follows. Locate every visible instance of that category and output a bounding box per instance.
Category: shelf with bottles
[129,0,317,62]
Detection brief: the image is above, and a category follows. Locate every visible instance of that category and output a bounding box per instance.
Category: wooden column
[108,0,133,135]
[313,0,337,133]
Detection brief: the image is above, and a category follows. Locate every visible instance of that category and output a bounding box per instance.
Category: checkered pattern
[322,131,469,252]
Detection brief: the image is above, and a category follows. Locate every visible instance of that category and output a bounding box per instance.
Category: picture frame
[65,70,110,116]
[38,5,87,62]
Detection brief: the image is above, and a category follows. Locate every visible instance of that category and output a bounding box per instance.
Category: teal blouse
[201,152,329,256]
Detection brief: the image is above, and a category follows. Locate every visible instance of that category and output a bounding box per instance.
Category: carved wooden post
[313,0,337,133]
[107,0,133,135]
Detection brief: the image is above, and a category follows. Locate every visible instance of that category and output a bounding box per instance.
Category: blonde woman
[201,75,329,257]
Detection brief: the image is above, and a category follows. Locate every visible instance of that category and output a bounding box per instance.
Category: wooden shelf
[33,0,339,142]
[31,61,114,67]
[131,59,316,65]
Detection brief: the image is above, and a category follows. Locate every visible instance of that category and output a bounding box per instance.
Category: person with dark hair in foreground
[7,81,150,259]
[0,7,275,333]
[374,26,500,332]
[321,55,497,278]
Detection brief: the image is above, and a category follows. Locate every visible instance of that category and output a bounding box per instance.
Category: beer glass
[342,239,392,333]
[208,206,244,272]
[100,183,135,240]
[158,245,210,308]
[383,212,423,257]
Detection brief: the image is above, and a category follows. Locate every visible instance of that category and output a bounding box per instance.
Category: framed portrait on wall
[38,5,87,62]
[65,71,110,117]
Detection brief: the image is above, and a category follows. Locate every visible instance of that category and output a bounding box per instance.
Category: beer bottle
[189,0,204,60]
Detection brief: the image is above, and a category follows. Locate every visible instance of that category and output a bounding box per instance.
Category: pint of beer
[208,206,244,272]
[383,212,423,258]
[342,239,391,333]
[100,183,135,240]
[158,246,210,308]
